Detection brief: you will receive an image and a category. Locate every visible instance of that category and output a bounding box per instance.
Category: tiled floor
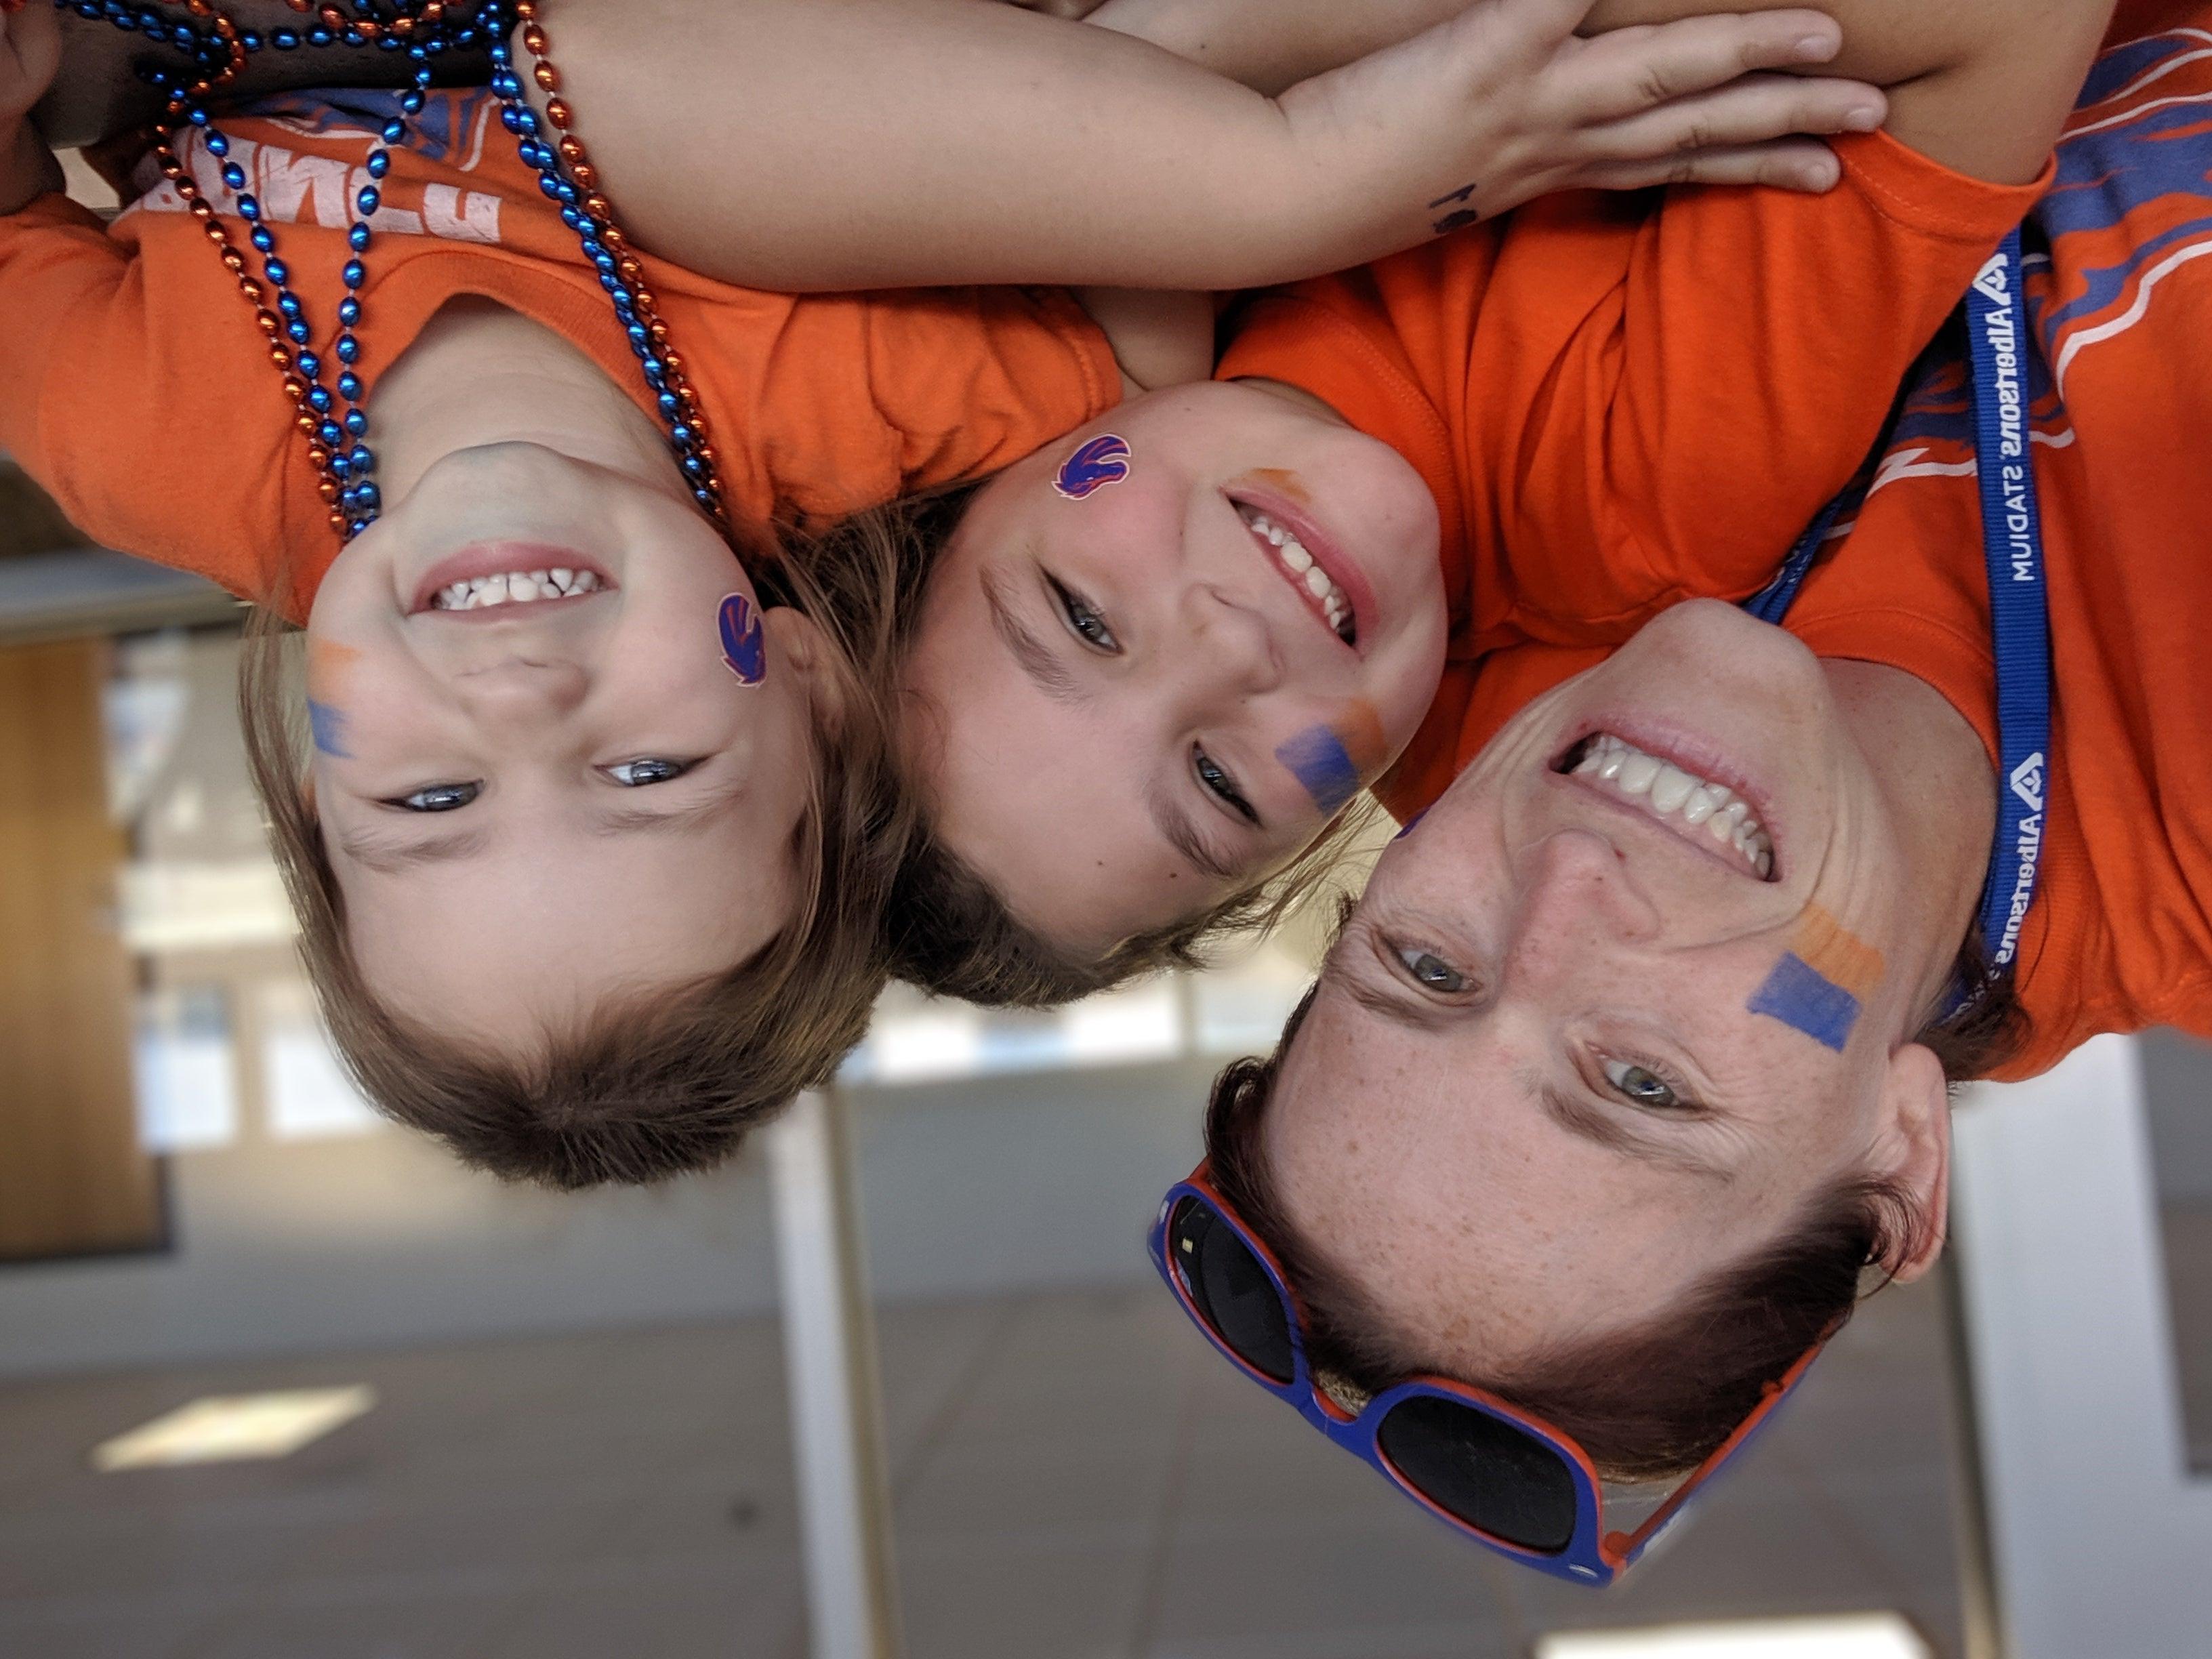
[0,1277,1969,1659]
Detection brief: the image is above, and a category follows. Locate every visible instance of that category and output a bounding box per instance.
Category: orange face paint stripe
[1792,905,1885,1000]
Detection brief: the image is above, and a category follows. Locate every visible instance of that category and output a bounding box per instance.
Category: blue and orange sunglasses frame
[1149,1163,1835,1586]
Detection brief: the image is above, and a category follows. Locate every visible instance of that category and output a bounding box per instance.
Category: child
[0,0,1849,1178]
[548,0,2084,1004]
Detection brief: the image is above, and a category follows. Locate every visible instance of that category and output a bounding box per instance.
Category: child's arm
[0,2,64,216]
[1579,0,2091,183]
[1437,0,2117,629]
[531,0,1883,293]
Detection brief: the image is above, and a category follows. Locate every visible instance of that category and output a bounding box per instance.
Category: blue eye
[606,758,694,787]
[390,782,479,813]
[1049,577,1118,651]
[1194,747,1257,825]
[1603,1059,1688,1111]
[1395,946,1468,994]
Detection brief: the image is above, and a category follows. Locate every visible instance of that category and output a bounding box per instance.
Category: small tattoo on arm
[1427,182,1481,236]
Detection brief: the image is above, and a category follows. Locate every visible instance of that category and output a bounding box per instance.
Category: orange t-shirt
[1215,131,2049,811]
[0,87,1120,618]
[1380,14,2212,1080]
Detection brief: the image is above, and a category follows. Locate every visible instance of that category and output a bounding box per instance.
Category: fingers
[1577,136,1845,196]
[1580,73,1887,165]
[1558,8,1849,123]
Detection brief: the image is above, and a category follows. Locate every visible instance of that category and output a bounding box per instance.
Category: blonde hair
[238,516,925,1189]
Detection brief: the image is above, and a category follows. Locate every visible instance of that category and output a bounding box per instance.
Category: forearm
[1582,0,2115,181]
[1082,0,1471,96]
[0,122,63,217]
[534,0,1338,293]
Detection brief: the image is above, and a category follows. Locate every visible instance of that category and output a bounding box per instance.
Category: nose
[451,659,590,724]
[1505,830,1663,976]
[1179,581,1282,695]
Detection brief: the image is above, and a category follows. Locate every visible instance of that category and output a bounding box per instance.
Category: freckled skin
[1262,601,1998,1380]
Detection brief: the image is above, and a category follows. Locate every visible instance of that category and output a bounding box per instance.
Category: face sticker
[1052,434,1133,501]
[1746,905,1886,1052]
[305,640,359,759]
[718,592,766,686]
[1275,701,1390,817]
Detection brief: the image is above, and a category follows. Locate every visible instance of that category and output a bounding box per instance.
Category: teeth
[1649,764,1696,816]
[1237,506,1353,644]
[429,567,603,611]
[1565,735,1774,879]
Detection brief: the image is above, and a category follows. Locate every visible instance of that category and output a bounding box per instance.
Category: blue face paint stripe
[1394,808,1429,841]
[1275,726,1362,817]
[307,699,351,759]
[1747,953,1862,1053]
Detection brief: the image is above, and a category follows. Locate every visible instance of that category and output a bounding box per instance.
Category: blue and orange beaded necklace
[62,0,726,538]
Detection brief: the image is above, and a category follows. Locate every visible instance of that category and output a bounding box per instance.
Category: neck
[1826,659,1999,1018]
[369,298,689,511]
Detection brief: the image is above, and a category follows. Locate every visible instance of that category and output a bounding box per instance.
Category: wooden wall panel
[0,638,163,1259]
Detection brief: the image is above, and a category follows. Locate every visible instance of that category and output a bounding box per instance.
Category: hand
[1,0,62,127]
[1277,0,1889,255]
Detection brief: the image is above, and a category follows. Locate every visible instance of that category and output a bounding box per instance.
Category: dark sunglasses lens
[1376,1395,1581,1554]
[1168,1197,1296,1384]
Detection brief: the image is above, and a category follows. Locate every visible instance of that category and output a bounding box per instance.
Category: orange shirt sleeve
[1221,134,2051,655]
[676,283,1120,529]
[0,193,304,608]
[1477,134,2053,638]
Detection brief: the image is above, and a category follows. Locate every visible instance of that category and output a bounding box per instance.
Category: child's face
[904,382,1448,955]
[303,441,827,1047]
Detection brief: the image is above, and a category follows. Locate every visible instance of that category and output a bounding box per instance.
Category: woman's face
[902,381,1449,956]
[304,441,827,1048]
[1263,601,1964,1374]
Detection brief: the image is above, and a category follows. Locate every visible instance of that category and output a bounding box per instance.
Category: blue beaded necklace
[63,0,726,539]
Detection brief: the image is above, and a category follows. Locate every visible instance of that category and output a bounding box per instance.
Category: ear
[762,606,849,734]
[1868,1041,1952,1283]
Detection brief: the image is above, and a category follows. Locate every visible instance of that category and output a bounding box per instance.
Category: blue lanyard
[1746,226,2053,977]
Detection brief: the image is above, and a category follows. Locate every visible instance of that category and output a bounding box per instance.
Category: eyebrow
[1538,1083,1731,1182]
[981,567,1087,708]
[336,826,491,876]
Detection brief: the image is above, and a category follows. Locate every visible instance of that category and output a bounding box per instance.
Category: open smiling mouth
[1233,503,1357,645]
[428,566,606,611]
[1557,733,1776,880]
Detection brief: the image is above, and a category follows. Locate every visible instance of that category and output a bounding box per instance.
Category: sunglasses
[1149,1166,1832,1586]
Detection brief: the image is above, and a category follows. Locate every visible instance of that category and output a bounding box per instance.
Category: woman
[1170,0,2212,1503]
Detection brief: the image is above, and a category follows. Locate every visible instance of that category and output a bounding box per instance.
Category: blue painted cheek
[1746,953,1862,1052]
[307,700,352,759]
[1275,726,1362,817]
[719,593,766,687]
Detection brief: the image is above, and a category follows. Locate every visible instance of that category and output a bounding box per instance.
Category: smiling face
[903,381,1449,958]
[1261,601,1994,1376]
[304,441,828,1050]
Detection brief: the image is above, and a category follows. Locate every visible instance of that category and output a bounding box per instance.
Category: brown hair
[1204,933,2026,1482]
[237,510,928,1189]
